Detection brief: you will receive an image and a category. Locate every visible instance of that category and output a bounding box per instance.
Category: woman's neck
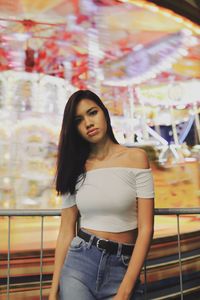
[89,138,117,161]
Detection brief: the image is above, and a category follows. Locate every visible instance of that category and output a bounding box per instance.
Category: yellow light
[148,5,159,13]
[174,17,183,23]
[162,11,173,18]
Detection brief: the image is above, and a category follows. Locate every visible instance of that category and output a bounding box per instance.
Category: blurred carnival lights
[123,0,200,34]
[0,0,199,209]
[102,29,196,87]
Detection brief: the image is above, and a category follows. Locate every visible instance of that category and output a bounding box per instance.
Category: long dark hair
[56,89,119,195]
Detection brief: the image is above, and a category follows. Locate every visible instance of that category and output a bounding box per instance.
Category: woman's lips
[87,128,99,137]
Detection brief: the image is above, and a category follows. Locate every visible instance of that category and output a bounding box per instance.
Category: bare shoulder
[125,147,150,169]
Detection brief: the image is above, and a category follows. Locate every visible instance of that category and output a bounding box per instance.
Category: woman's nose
[85,116,93,128]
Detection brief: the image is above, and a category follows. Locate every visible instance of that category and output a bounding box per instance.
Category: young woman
[49,90,154,300]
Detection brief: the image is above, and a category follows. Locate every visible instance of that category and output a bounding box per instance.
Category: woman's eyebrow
[75,106,97,118]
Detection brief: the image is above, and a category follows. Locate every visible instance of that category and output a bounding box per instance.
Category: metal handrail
[0,209,61,216]
[0,207,199,216]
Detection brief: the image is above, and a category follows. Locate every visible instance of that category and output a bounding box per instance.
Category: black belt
[78,229,134,256]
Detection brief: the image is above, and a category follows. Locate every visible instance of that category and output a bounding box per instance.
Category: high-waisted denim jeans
[59,228,144,300]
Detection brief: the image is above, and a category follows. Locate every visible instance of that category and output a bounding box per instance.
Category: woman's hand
[48,297,56,300]
[48,295,58,300]
[112,295,130,300]
[112,291,131,300]
[48,291,59,300]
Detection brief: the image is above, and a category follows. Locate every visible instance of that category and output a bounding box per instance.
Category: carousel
[0,0,199,299]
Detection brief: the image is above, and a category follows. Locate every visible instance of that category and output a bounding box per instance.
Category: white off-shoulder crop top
[62,167,154,232]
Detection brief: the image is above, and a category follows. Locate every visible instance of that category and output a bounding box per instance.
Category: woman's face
[74,99,108,143]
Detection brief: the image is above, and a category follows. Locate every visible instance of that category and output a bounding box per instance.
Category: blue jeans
[59,228,144,300]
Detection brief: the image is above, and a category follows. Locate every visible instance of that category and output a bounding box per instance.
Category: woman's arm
[49,205,79,299]
[114,148,154,299]
[116,199,154,299]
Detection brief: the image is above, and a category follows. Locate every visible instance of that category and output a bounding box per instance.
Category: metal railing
[0,208,200,300]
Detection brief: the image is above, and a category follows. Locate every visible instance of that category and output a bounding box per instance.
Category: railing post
[7,216,11,300]
[40,216,44,300]
[177,214,183,300]
[144,259,147,300]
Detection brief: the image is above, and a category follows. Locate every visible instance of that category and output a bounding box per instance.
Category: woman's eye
[74,118,82,125]
[89,110,97,116]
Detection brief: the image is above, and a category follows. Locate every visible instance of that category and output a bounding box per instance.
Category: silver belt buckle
[96,238,108,250]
